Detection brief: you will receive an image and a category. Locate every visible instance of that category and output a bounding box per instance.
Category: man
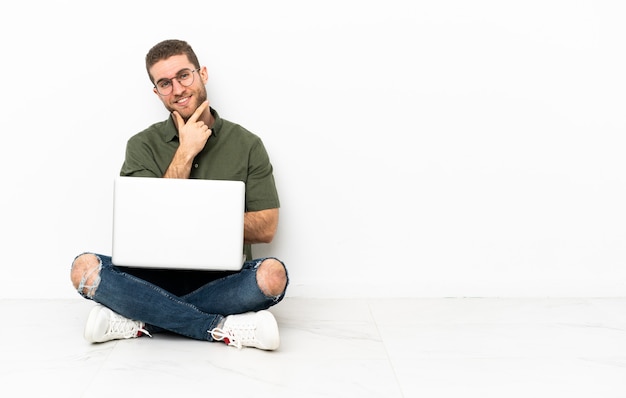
[70,39,288,350]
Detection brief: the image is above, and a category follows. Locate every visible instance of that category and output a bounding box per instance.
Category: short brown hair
[145,39,200,84]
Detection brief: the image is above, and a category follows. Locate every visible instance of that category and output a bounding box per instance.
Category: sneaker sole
[84,305,108,343]
[255,310,280,350]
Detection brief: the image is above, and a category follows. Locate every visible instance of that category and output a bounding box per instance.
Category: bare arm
[244,208,279,244]
[163,101,212,178]
[162,150,195,179]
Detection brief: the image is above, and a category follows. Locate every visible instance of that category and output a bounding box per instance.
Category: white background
[1,0,625,299]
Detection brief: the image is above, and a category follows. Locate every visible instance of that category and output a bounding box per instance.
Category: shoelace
[210,324,257,349]
[107,312,152,339]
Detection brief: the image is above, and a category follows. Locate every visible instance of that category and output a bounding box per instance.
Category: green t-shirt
[120,107,280,261]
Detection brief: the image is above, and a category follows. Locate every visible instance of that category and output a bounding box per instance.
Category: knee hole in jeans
[70,253,102,298]
[256,258,288,298]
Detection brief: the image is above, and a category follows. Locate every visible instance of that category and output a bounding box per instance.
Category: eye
[157,79,172,89]
[178,71,191,80]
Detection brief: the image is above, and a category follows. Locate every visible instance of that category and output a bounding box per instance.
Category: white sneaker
[84,304,151,343]
[210,310,280,350]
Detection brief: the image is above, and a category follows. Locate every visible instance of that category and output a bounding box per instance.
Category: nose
[170,78,187,95]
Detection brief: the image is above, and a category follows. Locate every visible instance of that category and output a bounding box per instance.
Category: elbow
[259,236,274,244]
[244,208,279,244]
[244,230,275,245]
[259,225,277,244]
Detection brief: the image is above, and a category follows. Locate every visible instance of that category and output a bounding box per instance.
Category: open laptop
[112,176,246,271]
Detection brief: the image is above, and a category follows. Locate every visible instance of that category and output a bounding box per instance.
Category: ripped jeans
[72,253,288,341]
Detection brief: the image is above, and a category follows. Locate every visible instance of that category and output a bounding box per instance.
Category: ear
[200,66,209,84]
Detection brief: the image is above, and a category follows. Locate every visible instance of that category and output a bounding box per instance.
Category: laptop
[112,176,246,271]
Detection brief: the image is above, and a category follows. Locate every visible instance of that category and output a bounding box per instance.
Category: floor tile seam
[366,299,407,398]
[79,341,120,394]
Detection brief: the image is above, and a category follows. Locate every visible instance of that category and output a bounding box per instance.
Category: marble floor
[1,297,625,397]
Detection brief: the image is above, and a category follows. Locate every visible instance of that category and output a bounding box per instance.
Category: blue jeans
[73,253,288,341]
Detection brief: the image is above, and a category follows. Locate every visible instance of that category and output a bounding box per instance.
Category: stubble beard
[167,86,208,122]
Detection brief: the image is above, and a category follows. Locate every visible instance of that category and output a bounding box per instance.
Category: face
[150,54,208,121]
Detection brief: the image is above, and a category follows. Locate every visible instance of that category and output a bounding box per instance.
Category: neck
[204,110,215,129]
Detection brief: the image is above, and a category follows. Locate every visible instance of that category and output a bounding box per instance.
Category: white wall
[1,0,625,299]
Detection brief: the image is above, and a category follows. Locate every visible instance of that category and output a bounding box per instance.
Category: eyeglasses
[154,68,200,96]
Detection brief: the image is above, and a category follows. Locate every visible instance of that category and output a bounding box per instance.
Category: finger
[187,101,209,124]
